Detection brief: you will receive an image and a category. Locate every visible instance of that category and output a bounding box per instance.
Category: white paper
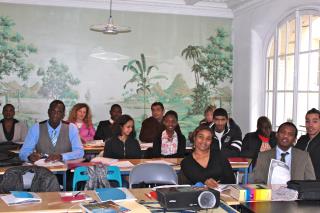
[34,158,65,167]
[1,193,41,206]
[85,140,105,147]
[271,185,298,201]
[145,160,174,165]
[139,143,153,150]
[90,157,119,165]
[110,161,134,168]
[267,159,290,185]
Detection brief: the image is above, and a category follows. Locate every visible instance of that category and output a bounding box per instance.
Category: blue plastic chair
[107,166,122,187]
[72,166,89,191]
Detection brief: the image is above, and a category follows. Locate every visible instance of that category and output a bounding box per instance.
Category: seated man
[240,116,277,167]
[252,122,315,184]
[210,108,242,158]
[19,100,84,162]
[139,102,165,143]
[94,104,122,142]
[296,108,320,179]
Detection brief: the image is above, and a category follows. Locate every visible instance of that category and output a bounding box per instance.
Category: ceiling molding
[0,0,234,18]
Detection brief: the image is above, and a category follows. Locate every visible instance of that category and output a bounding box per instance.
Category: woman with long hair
[103,114,141,159]
[68,103,95,144]
[180,126,235,188]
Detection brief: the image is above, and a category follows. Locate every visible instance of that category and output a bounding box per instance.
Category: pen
[73,191,81,198]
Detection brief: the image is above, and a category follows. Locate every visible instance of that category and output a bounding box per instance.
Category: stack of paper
[1,191,41,206]
[34,159,65,167]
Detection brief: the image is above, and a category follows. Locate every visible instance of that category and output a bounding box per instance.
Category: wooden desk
[241,200,320,213]
[0,189,238,213]
[115,158,251,183]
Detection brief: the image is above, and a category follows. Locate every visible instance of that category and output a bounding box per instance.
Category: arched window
[266,10,320,132]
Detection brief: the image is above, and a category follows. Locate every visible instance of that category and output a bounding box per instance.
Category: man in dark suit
[252,122,315,184]
[94,104,122,141]
[296,108,320,179]
[139,102,165,143]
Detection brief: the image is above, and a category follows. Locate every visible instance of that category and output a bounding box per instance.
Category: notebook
[95,188,136,202]
[1,191,41,206]
[60,191,93,202]
[80,200,130,213]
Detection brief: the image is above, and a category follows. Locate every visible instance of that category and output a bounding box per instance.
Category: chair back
[129,163,178,188]
[72,166,89,191]
[107,166,122,187]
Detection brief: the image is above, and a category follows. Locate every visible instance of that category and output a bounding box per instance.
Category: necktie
[280,152,289,163]
[51,129,57,147]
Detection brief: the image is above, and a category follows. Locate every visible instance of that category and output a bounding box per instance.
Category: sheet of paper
[110,161,134,168]
[90,157,119,165]
[267,159,290,185]
[145,160,174,165]
[34,158,65,167]
[85,140,104,147]
[271,186,298,201]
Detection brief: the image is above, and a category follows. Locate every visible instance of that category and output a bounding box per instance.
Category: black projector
[156,186,220,211]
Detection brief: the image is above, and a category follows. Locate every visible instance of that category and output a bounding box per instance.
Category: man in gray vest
[20,100,84,162]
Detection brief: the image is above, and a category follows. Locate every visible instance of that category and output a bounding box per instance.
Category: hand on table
[28,152,41,162]
[45,154,62,162]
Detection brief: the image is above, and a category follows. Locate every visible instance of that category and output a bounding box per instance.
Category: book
[60,191,93,202]
[1,191,41,206]
[80,200,130,213]
[228,157,249,164]
[95,188,136,202]
[227,184,271,202]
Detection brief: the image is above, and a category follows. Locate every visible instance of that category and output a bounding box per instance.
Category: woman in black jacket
[153,110,186,158]
[103,114,141,159]
[180,126,235,187]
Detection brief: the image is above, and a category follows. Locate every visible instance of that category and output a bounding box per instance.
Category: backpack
[85,164,110,190]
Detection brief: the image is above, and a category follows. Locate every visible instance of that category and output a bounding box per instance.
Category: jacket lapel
[291,148,297,178]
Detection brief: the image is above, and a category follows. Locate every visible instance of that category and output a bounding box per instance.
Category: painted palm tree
[122,53,167,117]
[181,45,202,85]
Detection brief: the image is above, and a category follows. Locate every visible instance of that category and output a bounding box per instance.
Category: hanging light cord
[109,0,113,18]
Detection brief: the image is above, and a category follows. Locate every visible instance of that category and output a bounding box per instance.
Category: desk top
[241,200,320,213]
[0,189,237,213]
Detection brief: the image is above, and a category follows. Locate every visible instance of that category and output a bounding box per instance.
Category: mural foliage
[0,6,232,137]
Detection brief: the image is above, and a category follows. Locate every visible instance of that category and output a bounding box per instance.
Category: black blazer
[296,133,320,179]
[240,131,277,167]
[94,120,113,141]
[153,131,186,158]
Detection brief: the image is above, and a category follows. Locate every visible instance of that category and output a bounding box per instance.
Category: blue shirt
[19,121,84,162]
[276,146,292,170]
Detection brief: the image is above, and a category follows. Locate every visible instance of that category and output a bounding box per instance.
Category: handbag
[287,180,320,200]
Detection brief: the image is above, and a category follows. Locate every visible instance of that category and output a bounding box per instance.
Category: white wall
[232,0,320,134]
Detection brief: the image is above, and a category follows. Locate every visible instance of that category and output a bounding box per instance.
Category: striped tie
[51,129,57,147]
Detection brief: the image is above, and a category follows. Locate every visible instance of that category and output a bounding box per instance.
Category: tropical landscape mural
[0,3,232,138]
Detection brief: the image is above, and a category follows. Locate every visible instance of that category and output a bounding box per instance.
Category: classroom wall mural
[0,3,232,137]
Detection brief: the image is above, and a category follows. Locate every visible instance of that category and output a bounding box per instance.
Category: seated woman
[153,110,186,158]
[180,126,235,187]
[0,104,28,143]
[240,116,276,167]
[103,114,141,159]
[68,103,95,144]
